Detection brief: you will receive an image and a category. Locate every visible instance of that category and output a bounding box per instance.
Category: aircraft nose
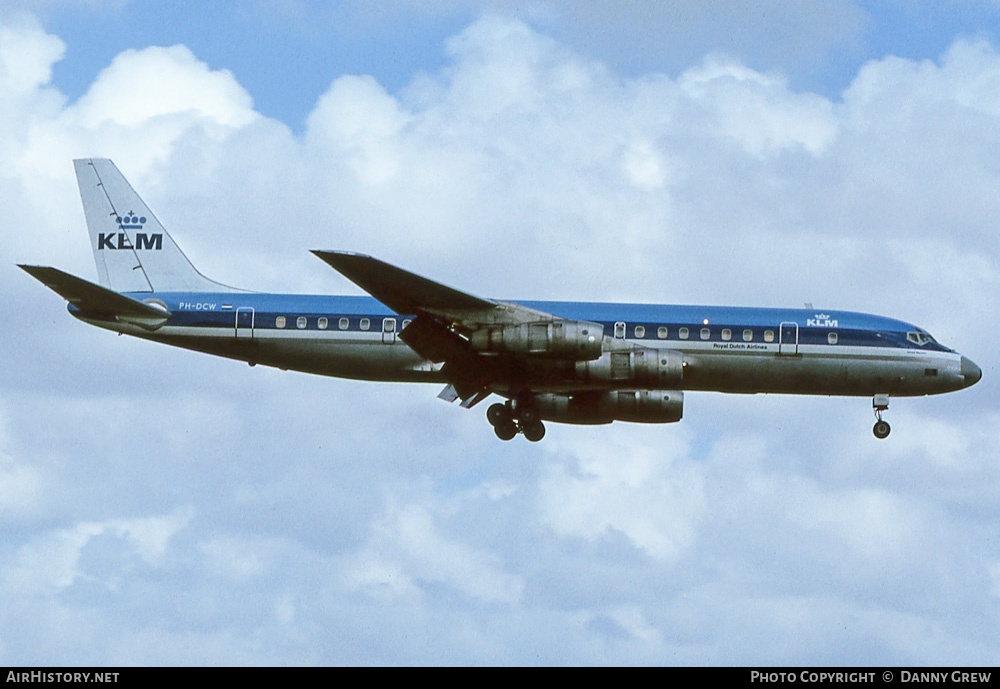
[961,356,982,387]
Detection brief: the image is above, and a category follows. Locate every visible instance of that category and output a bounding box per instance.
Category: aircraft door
[382,317,397,344]
[778,321,798,355]
[235,307,254,340]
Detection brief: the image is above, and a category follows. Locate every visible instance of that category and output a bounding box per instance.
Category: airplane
[19,159,982,442]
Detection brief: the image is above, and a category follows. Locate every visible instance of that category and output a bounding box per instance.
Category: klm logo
[118,211,145,230]
[97,211,162,251]
[807,313,838,327]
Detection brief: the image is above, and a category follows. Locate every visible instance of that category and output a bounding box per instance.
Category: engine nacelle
[535,390,684,425]
[470,320,604,360]
[574,348,683,386]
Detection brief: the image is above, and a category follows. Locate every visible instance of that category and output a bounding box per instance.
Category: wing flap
[400,316,496,402]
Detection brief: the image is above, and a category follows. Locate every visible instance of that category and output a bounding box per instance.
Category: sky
[2,0,1000,666]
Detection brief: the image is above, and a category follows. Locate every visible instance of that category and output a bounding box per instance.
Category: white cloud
[4,509,193,594]
[0,14,63,97]
[8,38,257,201]
[74,45,256,129]
[307,74,410,185]
[679,55,837,157]
[346,499,525,605]
[538,432,705,562]
[0,402,46,522]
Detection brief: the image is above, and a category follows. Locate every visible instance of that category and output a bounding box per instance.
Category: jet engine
[535,390,684,425]
[574,348,684,387]
[470,320,604,360]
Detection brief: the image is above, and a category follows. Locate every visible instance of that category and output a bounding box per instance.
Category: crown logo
[117,211,146,230]
[815,313,830,320]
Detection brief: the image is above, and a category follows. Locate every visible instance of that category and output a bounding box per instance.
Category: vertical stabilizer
[74,158,237,293]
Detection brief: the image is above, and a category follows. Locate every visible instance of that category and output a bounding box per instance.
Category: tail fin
[74,158,237,293]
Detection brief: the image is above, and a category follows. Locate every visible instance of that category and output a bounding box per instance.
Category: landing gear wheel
[487,403,508,427]
[494,420,518,441]
[487,395,546,442]
[522,420,546,442]
[873,420,891,439]
[872,394,890,440]
[518,405,539,424]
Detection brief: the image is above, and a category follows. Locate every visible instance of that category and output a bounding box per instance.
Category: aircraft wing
[19,265,170,329]
[312,250,573,405]
[311,251,493,313]
[311,251,554,327]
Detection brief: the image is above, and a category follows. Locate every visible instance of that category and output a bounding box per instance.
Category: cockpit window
[907,331,933,346]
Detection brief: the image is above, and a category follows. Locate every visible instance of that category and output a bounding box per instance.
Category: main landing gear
[872,393,891,439]
[487,399,546,442]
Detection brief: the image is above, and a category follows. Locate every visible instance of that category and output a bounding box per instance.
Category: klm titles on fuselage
[97,211,162,251]
[807,313,838,327]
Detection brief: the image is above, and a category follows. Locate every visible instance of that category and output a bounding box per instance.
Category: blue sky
[29,1,1000,128]
[37,2,469,129]
[2,0,1000,666]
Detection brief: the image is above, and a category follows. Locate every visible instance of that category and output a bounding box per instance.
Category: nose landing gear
[487,400,546,442]
[872,394,891,439]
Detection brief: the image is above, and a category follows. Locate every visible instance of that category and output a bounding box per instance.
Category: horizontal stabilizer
[312,250,495,315]
[19,265,170,329]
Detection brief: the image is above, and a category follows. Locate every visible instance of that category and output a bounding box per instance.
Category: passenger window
[828,332,838,345]
[634,326,645,338]
[764,330,774,343]
[614,322,626,339]
[700,327,710,340]
[296,316,307,329]
[360,318,370,331]
[318,317,328,330]
[657,326,668,339]
[275,316,286,329]
[743,329,753,342]
[339,317,349,330]
[679,327,689,340]
[402,319,412,329]
[721,329,731,341]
